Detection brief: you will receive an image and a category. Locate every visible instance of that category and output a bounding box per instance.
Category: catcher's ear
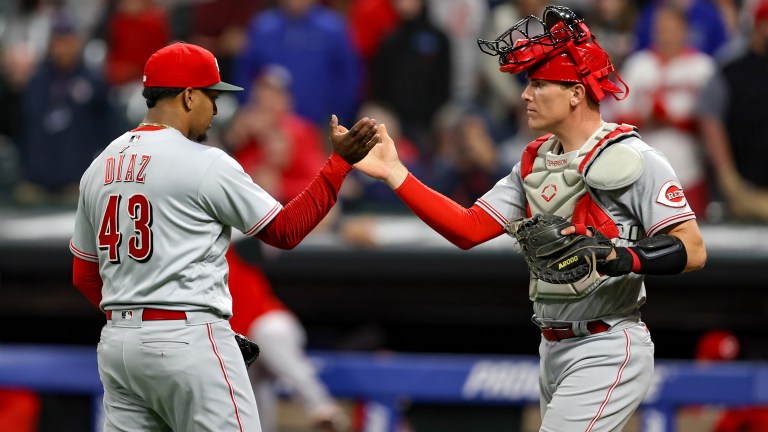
[570,84,586,106]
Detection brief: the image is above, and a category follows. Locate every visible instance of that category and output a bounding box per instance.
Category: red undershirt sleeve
[394,173,504,249]
[257,153,352,249]
[72,256,103,309]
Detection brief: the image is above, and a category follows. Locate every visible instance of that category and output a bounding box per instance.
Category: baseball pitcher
[70,42,379,431]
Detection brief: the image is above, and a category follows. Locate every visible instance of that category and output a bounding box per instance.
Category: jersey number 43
[98,194,153,264]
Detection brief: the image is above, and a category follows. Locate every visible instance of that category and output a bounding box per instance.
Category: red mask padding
[479,6,629,102]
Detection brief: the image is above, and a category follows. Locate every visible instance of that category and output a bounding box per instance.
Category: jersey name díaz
[103,149,151,185]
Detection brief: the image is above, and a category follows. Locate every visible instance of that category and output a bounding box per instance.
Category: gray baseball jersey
[475,127,694,431]
[70,127,281,317]
[477,134,694,322]
[70,126,282,431]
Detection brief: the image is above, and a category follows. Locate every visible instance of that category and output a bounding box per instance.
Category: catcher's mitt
[510,213,614,284]
[234,332,260,367]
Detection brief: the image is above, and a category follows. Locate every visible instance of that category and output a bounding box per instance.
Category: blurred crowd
[3,0,768,237]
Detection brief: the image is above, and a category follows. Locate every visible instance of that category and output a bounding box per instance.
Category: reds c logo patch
[656,180,687,208]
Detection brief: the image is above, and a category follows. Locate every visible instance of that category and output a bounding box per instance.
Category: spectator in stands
[16,13,118,206]
[346,0,400,101]
[0,42,35,200]
[697,0,768,222]
[338,101,429,249]
[713,0,742,39]
[347,0,400,63]
[234,0,362,126]
[370,0,451,155]
[0,42,34,143]
[225,64,327,204]
[426,0,489,105]
[586,0,638,71]
[0,0,54,65]
[227,245,348,432]
[495,97,539,177]
[710,0,768,65]
[59,0,105,38]
[606,5,716,217]
[100,0,171,130]
[104,0,171,87]
[633,0,728,56]
[478,0,547,139]
[428,104,509,208]
[187,0,263,85]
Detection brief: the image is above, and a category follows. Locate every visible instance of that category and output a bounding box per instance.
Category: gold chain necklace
[138,122,173,129]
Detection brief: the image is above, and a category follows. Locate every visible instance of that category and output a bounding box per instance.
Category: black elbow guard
[630,234,687,274]
[598,234,687,276]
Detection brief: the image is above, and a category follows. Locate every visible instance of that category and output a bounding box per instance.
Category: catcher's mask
[477,5,628,103]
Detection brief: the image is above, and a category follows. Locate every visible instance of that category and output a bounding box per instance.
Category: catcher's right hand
[510,213,614,284]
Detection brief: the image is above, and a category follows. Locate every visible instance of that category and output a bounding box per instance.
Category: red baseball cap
[696,330,740,361]
[143,42,242,91]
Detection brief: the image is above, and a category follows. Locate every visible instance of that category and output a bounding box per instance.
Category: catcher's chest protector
[520,122,640,300]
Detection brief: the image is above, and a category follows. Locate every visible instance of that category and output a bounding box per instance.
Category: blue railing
[2,344,767,431]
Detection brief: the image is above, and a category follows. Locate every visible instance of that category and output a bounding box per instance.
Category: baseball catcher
[349,4,706,431]
[509,213,613,285]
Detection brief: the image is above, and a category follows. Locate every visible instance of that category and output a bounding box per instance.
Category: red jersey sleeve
[394,173,503,249]
[257,153,351,248]
[72,256,103,309]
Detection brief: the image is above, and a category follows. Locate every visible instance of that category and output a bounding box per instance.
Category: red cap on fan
[696,330,740,361]
[143,42,242,92]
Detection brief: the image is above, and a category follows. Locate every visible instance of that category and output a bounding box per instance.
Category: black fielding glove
[511,213,614,284]
[234,333,260,367]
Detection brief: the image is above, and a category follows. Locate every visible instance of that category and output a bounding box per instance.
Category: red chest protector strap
[520,134,551,180]
[520,125,636,239]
